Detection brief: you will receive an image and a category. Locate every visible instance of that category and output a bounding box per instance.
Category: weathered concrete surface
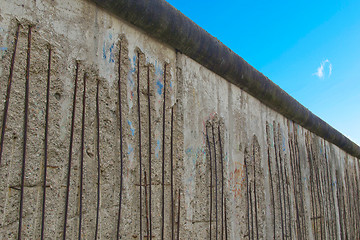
[0,0,359,239]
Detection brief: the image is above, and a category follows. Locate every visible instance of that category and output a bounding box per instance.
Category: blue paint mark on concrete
[156,80,164,95]
[102,43,107,60]
[128,144,134,155]
[155,139,161,158]
[109,43,115,63]
[185,148,192,155]
[127,120,135,136]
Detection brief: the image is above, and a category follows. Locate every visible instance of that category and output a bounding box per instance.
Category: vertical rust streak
[266,125,276,239]
[253,145,259,240]
[323,144,334,238]
[147,65,152,240]
[116,44,124,240]
[0,23,20,165]
[310,142,323,240]
[78,73,87,240]
[277,127,287,240]
[144,171,150,239]
[344,169,353,239]
[324,141,337,238]
[95,80,101,240]
[18,25,32,240]
[63,61,79,240]
[244,152,251,240]
[137,52,143,240]
[161,64,166,240]
[288,138,301,239]
[294,130,305,238]
[40,47,51,240]
[306,137,318,240]
[177,190,181,240]
[170,107,174,240]
[273,125,284,240]
[211,125,218,240]
[284,154,292,239]
[249,185,254,240]
[206,127,212,239]
[335,172,344,240]
[218,125,224,240]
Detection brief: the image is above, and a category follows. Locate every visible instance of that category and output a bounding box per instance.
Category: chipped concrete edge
[88,0,360,159]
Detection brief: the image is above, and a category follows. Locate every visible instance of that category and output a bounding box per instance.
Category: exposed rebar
[18,25,32,240]
[40,46,51,240]
[0,23,20,166]
[63,61,79,240]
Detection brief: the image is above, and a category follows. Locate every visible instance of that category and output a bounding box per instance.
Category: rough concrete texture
[0,0,359,239]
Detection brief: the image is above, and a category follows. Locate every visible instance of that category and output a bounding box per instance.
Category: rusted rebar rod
[137,52,143,240]
[78,72,87,240]
[161,64,167,240]
[40,46,51,240]
[18,25,32,240]
[95,79,101,240]
[63,61,79,240]
[177,190,181,240]
[211,125,218,239]
[144,170,150,239]
[0,23,20,166]
[205,126,212,239]
[218,125,224,240]
[116,43,125,240]
[170,107,174,240]
[147,65,153,240]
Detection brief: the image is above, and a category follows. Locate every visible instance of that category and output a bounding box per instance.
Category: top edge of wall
[89,0,360,159]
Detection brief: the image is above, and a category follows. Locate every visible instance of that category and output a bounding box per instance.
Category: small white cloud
[313,59,332,79]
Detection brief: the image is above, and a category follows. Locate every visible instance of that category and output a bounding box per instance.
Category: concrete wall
[0,0,359,239]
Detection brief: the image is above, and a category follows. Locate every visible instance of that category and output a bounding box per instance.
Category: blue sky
[166,0,360,145]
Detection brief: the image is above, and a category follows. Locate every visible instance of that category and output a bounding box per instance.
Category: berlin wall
[0,0,359,239]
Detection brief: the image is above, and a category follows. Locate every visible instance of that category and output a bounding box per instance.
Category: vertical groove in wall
[40,46,51,240]
[63,61,79,240]
[0,23,20,166]
[18,25,32,240]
